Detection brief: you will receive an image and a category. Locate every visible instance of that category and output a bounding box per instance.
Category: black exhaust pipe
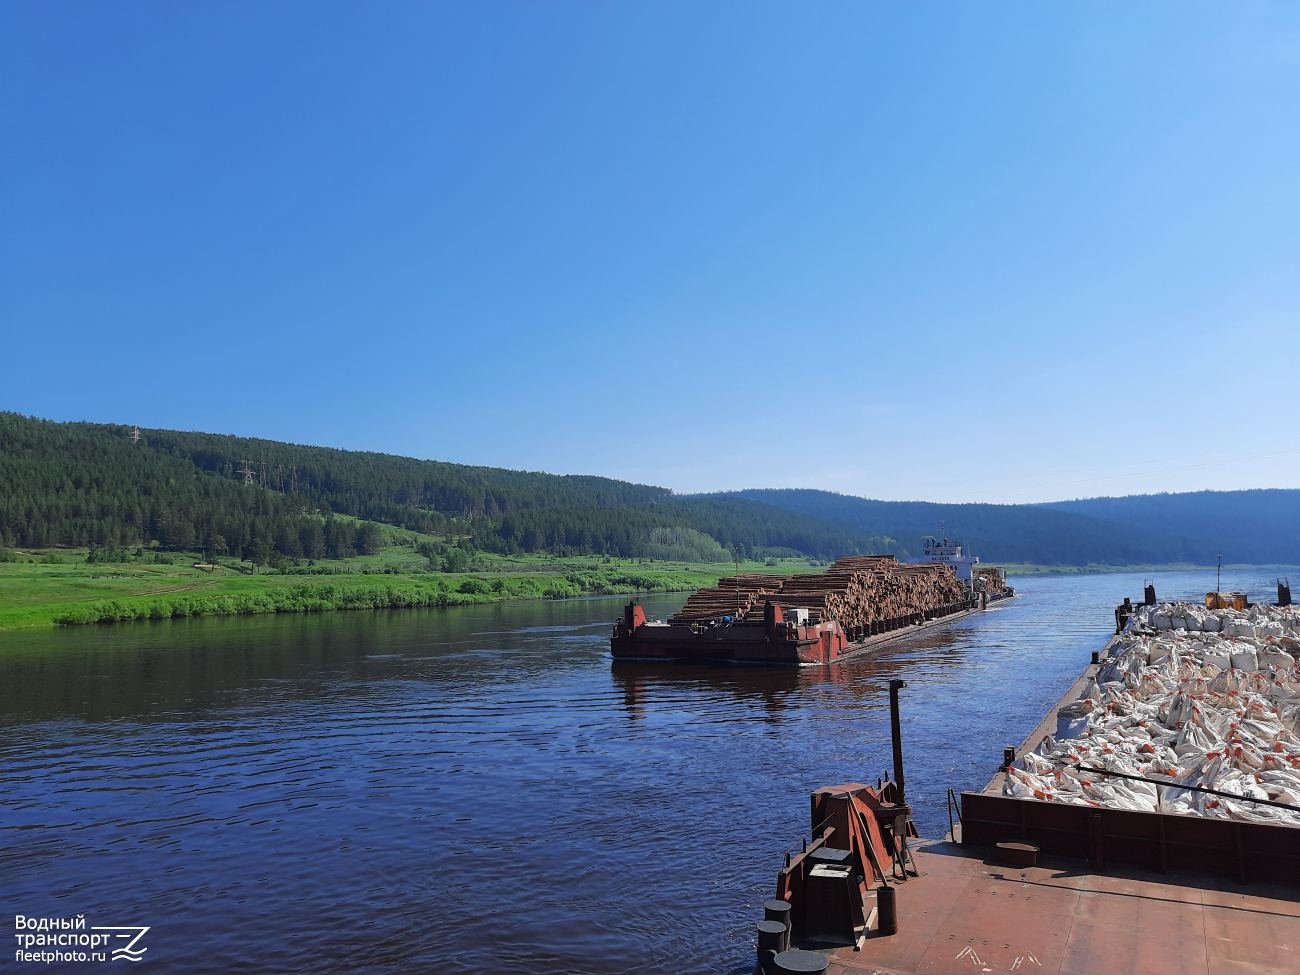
[889,679,907,802]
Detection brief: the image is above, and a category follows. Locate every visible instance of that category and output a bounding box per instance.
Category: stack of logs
[975,566,1007,594]
[671,574,791,621]
[673,557,967,627]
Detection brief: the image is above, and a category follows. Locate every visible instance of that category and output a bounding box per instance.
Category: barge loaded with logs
[611,551,1013,665]
[747,580,1300,975]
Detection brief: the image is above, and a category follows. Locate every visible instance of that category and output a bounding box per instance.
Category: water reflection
[608,628,986,722]
[611,660,802,722]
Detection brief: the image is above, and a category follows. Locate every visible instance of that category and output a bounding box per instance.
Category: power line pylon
[129,426,142,444]
[237,461,256,485]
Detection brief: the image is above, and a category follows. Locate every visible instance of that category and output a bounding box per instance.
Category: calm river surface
[1,567,1292,973]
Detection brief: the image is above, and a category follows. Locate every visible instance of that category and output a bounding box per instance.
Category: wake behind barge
[611,552,1013,665]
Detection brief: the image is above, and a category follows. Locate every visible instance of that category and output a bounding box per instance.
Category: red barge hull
[610,598,982,665]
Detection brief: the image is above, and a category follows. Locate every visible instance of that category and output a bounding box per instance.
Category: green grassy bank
[0,547,816,631]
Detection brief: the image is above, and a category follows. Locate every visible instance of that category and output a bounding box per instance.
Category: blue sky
[3,3,1299,503]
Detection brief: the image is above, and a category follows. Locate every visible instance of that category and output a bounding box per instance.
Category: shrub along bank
[46,568,715,628]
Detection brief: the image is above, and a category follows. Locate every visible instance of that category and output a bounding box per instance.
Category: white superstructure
[916,535,979,587]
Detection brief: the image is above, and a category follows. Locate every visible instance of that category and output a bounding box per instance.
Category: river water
[1,566,1292,973]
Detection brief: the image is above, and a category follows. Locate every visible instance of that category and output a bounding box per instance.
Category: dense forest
[723,488,1299,566]
[0,414,887,562]
[474,497,893,561]
[6,414,1293,567]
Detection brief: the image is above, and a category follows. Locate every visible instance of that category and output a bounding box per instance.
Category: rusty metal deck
[821,838,1300,975]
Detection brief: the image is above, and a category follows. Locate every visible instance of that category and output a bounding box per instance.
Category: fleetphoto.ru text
[14,915,149,964]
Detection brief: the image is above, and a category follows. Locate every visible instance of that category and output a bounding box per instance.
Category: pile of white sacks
[1004,601,1300,826]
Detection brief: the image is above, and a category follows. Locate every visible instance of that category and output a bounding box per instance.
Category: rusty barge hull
[610,599,984,665]
[961,789,1300,885]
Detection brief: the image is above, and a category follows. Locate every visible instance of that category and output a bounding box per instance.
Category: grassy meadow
[0,541,820,632]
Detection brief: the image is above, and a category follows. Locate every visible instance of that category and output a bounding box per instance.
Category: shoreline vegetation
[0,542,1276,633]
[0,544,820,631]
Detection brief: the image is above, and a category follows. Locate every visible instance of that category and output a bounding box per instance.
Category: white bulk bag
[1202,649,1232,672]
[1259,649,1296,671]
[1230,648,1259,672]
[1057,699,1094,739]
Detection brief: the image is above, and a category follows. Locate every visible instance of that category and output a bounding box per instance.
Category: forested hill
[717,488,1269,566]
[0,413,890,562]
[8,413,1292,567]
[1039,490,1300,565]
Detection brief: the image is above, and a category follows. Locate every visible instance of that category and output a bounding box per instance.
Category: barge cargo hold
[754,585,1300,975]
[610,554,1003,665]
[967,591,1300,879]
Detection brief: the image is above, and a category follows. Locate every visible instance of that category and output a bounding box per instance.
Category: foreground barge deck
[817,837,1300,975]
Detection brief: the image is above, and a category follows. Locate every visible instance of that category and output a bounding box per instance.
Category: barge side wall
[961,633,1300,885]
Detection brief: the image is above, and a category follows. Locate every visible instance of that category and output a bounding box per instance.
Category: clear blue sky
[4,2,1299,503]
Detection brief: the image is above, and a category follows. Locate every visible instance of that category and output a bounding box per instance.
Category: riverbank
[8,548,1288,632]
[0,550,813,631]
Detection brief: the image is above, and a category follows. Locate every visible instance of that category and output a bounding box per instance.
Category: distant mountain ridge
[1039,490,1300,565]
[4,413,1296,566]
[717,488,1300,566]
